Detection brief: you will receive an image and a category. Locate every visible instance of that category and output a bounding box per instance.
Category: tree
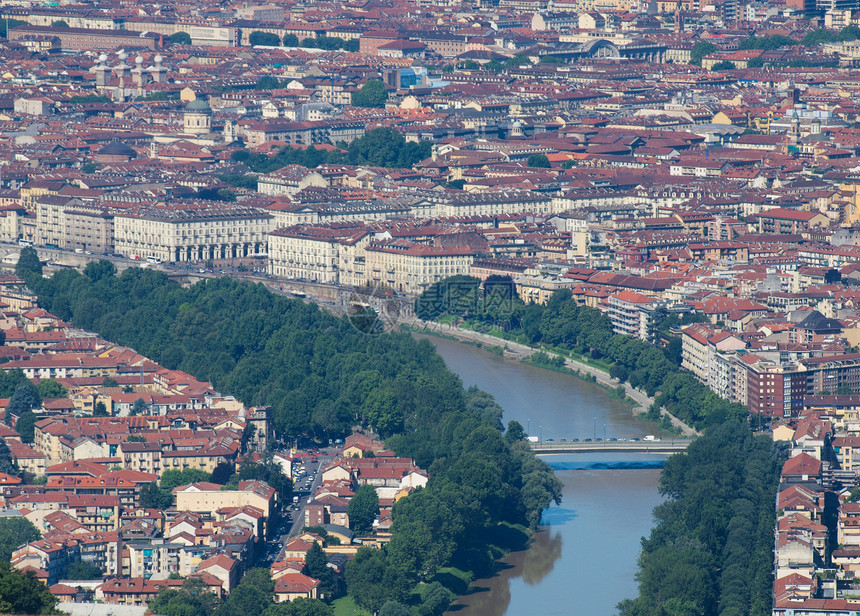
[7,384,40,420]
[161,468,211,490]
[149,577,220,616]
[711,60,736,71]
[102,377,119,388]
[527,153,551,168]
[539,55,565,64]
[93,401,109,417]
[249,31,280,46]
[344,548,396,612]
[305,543,328,580]
[0,518,39,561]
[417,582,455,616]
[131,397,148,416]
[505,419,526,444]
[84,260,116,283]
[216,568,274,616]
[689,41,717,66]
[0,18,26,38]
[15,247,41,279]
[15,410,35,444]
[256,76,283,90]
[66,561,103,579]
[504,53,531,68]
[139,482,173,509]
[210,461,234,485]
[283,33,299,46]
[0,561,58,615]
[263,598,333,616]
[351,80,388,108]
[51,20,68,27]
[379,601,411,616]
[36,379,66,400]
[825,269,842,284]
[347,484,379,534]
[170,31,191,45]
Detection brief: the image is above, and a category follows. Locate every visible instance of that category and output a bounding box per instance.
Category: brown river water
[412,334,666,616]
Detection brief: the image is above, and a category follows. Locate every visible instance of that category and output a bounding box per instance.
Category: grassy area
[458,321,508,338]
[332,596,368,616]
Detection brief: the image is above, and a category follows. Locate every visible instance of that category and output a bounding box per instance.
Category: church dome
[185,98,211,113]
[97,141,136,157]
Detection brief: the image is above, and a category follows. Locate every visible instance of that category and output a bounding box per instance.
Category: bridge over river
[529,439,693,455]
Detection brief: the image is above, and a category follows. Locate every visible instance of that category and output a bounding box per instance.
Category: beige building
[64,206,114,253]
[365,240,474,295]
[160,445,238,477]
[257,166,327,197]
[174,480,276,535]
[35,195,77,246]
[411,191,554,218]
[113,206,272,262]
[268,223,372,284]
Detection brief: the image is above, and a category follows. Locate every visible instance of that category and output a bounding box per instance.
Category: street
[267,448,338,564]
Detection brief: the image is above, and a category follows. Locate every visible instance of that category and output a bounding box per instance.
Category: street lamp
[604,424,606,444]
[527,418,530,438]
[593,417,596,440]
[539,425,543,443]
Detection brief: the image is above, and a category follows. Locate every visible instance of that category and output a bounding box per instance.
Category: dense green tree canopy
[527,153,551,168]
[0,518,39,562]
[161,468,211,490]
[690,41,716,66]
[7,384,40,419]
[351,79,388,108]
[0,561,58,614]
[347,484,380,534]
[711,60,736,71]
[15,247,41,280]
[36,379,67,399]
[249,31,280,46]
[66,561,103,579]
[14,410,35,443]
[149,577,220,616]
[169,31,191,45]
[262,598,332,616]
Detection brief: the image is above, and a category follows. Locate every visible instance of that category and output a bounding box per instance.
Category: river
[414,334,667,616]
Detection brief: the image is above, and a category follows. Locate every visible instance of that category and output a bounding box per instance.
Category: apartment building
[113,206,272,263]
[64,206,115,253]
[126,540,206,579]
[160,444,238,477]
[681,324,747,399]
[174,480,276,533]
[257,167,327,197]
[411,191,554,218]
[606,291,661,342]
[267,223,372,284]
[364,240,474,295]
[11,539,80,584]
[118,441,162,475]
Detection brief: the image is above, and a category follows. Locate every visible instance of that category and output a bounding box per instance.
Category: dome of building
[185,98,211,113]
[95,141,137,163]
